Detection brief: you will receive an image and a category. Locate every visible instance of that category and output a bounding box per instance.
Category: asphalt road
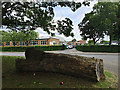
[0,48,119,75]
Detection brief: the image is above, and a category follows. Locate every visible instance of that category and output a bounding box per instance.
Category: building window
[20,42,26,46]
[6,42,10,46]
[53,41,57,45]
[76,43,81,46]
[50,41,57,45]
[12,42,17,46]
[30,41,38,45]
[41,41,46,45]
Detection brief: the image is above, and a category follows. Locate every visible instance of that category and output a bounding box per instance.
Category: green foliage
[78,2,119,45]
[92,2,119,45]
[56,18,74,37]
[78,11,105,45]
[2,2,90,37]
[76,45,120,53]
[72,38,76,42]
[1,30,39,46]
[0,31,10,43]
[88,40,94,45]
[1,45,66,52]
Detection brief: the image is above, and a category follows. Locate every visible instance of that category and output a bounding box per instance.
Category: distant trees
[1,30,39,46]
[88,40,94,45]
[78,2,119,45]
[72,38,76,42]
[0,31,11,46]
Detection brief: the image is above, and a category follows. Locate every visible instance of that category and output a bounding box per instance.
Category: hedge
[1,45,66,52]
[76,45,120,53]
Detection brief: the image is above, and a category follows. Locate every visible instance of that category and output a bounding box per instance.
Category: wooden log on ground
[16,48,105,81]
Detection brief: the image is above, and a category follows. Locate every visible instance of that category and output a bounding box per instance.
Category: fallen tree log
[16,48,105,81]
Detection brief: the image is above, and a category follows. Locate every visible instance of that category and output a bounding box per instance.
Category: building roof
[31,37,59,40]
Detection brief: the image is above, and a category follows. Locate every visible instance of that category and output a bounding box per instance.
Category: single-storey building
[68,40,86,46]
[1,37,59,47]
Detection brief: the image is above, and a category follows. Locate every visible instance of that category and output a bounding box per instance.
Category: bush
[1,45,66,52]
[76,45,120,53]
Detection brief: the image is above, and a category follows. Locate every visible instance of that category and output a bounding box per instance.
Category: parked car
[66,45,73,49]
[111,43,118,45]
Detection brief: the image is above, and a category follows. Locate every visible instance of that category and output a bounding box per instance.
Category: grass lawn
[1,56,118,88]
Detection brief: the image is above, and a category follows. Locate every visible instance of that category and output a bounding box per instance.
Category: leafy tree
[81,37,87,40]
[79,2,119,45]
[72,38,76,42]
[0,30,11,42]
[0,30,11,46]
[88,40,94,45]
[57,18,74,37]
[18,31,39,46]
[9,31,20,46]
[1,30,39,46]
[93,2,118,45]
[2,1,90,37]
[78,12,105,45]
[113,2,120,44]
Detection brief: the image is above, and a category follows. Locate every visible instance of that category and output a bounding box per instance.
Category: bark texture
[16,48,105,81]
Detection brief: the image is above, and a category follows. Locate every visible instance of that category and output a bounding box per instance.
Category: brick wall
[1,38,60,46]
[48,38,59,45]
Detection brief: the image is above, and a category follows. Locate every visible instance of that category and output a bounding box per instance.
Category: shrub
[1,45,66,52]
[76,45,120,53]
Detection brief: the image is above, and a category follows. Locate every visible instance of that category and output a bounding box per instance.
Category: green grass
[2,56,118,88]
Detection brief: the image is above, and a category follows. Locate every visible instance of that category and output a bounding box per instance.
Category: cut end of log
[96,62,100,81]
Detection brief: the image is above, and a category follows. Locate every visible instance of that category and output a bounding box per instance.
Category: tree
[93,2,118,45]
[81,37,87,40]
[1,30,39,46]
[72,38,76,42]
[78,2,119,45]
[113,2,120,44]
[78,12,105,45]
[0,30,11,46]
[2,1,90,37]
[18,31,39,46]
[88,40,94,45]
[57,18,74,37]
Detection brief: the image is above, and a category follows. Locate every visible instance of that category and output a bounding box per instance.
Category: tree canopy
[0,30,39,46]
[2,1,90,37]
[78,11,105,45]
[72,38,76,42]
[78,2,119,45]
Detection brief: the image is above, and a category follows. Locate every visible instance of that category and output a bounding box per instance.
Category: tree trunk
[109,35,112,45]
[93,38,96,45]
[16,48,105,82]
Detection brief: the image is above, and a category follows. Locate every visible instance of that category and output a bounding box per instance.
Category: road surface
[0,49,119,75]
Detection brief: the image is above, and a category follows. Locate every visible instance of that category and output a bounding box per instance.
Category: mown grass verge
[2,56,118,88]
